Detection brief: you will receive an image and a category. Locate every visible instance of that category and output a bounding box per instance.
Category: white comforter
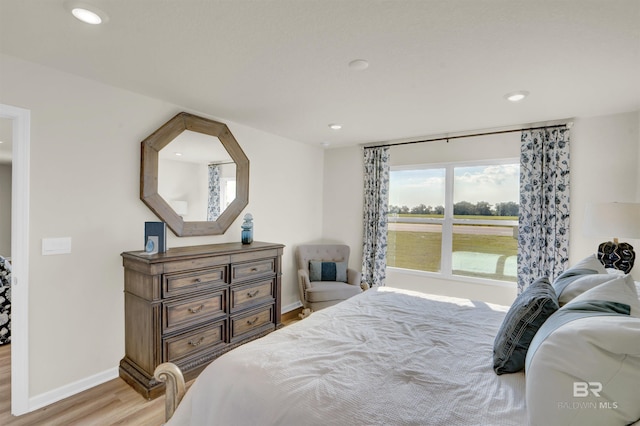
[168,287,526,425]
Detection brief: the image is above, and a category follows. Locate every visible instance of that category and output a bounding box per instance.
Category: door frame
[0,103,30,415]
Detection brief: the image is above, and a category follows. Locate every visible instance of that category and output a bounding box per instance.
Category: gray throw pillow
[493,277,559,375]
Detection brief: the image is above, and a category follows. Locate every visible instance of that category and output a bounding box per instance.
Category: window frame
[388,157,519,287]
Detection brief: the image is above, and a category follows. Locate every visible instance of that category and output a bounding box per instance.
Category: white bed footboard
[154,362,186,422]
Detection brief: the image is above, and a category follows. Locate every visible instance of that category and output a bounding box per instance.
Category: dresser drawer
[163,321,226,363]
[163,267,226,298]
[231,259,275,282]
[230,279,274,312]
[230,305,274,341]
[163,290,227,334]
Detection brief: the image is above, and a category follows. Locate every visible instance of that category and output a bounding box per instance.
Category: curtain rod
[362,122,573,150]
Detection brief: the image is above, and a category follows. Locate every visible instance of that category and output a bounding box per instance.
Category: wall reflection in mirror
[158,130,236,222]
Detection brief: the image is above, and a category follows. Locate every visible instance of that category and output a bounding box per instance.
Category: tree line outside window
[389,201,519,217]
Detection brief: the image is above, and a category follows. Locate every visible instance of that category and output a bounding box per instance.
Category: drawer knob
[250,267,258,272]
[247,289,260,298]
[246,316,259,326]
[193,278,202,283]
[188,337,205,347]
[188,304,204,314]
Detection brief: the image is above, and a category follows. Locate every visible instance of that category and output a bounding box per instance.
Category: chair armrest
[347,268,362,287]
[298,269,311,289]
[298,269,311,309]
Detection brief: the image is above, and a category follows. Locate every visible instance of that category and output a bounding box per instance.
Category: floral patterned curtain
[518,126,571,293]
[207,164,221,221]
[0,256,11,345]
[362,147,390,287]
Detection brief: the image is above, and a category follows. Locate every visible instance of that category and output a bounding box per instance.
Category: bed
[155,264,640,426]
[157,287,526,425]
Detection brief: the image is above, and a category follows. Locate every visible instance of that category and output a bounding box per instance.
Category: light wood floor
[0,343,171,425]
[0,309,301,425]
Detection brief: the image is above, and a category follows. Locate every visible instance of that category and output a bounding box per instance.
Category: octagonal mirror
[140,112,249,236]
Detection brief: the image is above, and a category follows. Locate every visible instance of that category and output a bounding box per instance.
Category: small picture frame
[144,221,167,253]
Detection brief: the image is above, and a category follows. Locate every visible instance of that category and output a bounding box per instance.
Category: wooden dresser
[119,241,284,399]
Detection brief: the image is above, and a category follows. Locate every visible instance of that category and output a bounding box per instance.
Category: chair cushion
[309,261,347,282]
[305,281,361,302]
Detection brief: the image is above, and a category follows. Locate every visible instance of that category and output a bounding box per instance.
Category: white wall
[321,146,365,271]
[569,111,640,279]
[158,159,207,221]
[638,110,640,201]
[0,54,323,398]
[0,163,10,256]
[323,111,640,306]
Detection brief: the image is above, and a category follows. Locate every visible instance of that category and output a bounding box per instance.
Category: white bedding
[168,287,526,425]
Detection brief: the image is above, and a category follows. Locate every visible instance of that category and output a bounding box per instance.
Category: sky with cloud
[389,164,519,209]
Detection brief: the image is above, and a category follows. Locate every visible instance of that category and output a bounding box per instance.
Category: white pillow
[571,254,607,274]
[552,254,608,306]
[555,274,613,306]
[568,274,640,317]
[526,275,640,426]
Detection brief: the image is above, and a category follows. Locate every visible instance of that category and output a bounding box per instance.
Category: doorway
[0,118,12,342]
[0,104,30,416]
[0,118,13,340]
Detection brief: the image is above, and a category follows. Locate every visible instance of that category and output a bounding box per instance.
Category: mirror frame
[140,112,249,236]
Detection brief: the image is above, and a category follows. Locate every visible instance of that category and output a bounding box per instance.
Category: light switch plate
[42,237,72,255]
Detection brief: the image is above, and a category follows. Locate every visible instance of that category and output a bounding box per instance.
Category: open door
[0,104,30,416]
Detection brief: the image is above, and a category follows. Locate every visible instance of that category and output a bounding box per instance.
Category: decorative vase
[241,213,254,244]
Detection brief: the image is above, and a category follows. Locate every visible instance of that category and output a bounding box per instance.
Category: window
[220,178,236,210]
[388,160,519,283]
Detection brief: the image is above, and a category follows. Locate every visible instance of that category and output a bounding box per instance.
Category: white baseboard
[282,300,302,313]
[28,367,119,412]
[27,302,303,413]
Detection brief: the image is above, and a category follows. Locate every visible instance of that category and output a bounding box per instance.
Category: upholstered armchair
[296,244,365,317]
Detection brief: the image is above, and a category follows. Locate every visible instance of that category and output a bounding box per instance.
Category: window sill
[387,266,517,289]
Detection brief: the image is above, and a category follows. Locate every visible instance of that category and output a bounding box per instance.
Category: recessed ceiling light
[349,59,369,70]
[174,152,183,157]
[65,2,109,25]
[72,8,102,24]
[321,142,331,147]
[328,124,342,130]
[504,91,530,102]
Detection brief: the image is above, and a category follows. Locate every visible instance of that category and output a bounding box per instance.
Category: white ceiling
[0,0,639,148]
